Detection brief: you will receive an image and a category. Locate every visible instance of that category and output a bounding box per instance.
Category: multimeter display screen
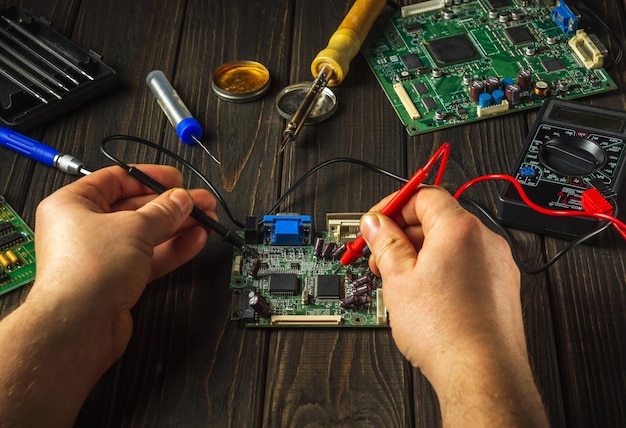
[550,105,625,133]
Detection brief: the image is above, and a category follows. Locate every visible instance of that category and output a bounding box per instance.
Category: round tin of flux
[275,82,338,125]
[211,60,270,102]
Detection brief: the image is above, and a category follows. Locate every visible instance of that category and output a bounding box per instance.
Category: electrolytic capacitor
[249,292,272,317]
[517,69,532,91]
[505,84,522,106]
[485,76,501,93]
[5,250,20,267]
[249,258,262,277]
[352,274,372,288]
[331,243,347,260]
[322,241,337,260]
[313,237,324,258]
[0,253,10,269]
[353,284,371,296]
[340,294,358,308]
[478,92,493,108]
[469,79,484,102]
[492,89,505,104]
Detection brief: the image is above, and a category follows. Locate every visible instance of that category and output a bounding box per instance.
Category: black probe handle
[126,166,247,249]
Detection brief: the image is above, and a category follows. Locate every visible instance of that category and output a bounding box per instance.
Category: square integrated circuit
[504,26,533,46]
[269,273,299,296]
[542,58,567,72]
[315,275,343,300]
[426,34,480,66]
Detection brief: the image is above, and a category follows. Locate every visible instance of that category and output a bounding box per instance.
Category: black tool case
[0,6,117,130]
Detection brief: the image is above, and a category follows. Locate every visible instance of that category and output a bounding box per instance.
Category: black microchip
[269,274,299,295]
[421,97,437,111]
[542,58,567,72]
[316,275,343,300]
[504,26,533,46]
[400,53,423,70]
[486,0,512,9]
[413,82,428,95]
[404,21,423,33]
[426,34,480,66]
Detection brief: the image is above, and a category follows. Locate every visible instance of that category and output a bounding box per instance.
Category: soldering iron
[278,0,386,153]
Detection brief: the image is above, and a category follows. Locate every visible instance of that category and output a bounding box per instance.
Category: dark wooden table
[0,0,624,426]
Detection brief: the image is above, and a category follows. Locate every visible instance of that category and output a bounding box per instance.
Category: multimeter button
[520,166,537,177]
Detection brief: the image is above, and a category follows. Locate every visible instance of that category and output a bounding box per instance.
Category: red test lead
[338,143,451,267]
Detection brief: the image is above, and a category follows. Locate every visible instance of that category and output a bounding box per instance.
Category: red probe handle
[338,143,450,267]
[339,168,428,266]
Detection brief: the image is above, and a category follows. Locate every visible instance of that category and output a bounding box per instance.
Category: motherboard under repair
[230,214,387,327]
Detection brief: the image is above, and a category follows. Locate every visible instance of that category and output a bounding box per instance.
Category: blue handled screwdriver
[146,70,221,165]
[0,127,91,175]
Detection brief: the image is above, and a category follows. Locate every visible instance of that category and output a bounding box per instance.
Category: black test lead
[146,70,221,165]
[125,165,258,257]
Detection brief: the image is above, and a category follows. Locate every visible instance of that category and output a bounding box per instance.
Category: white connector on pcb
[568,30,604,69]
[401,0,446,18]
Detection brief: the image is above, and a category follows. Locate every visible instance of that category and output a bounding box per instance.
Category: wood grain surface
[0,0,624,426]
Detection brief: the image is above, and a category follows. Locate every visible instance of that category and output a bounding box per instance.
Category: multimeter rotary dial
[538,135,606,176]
[498,99,626,240]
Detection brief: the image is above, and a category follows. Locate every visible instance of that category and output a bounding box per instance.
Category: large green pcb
[362,0,617,135]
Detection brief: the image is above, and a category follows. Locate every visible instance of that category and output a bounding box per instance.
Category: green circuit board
[230,215,386,328]
[362,0,617,136]
[0,195,35,295]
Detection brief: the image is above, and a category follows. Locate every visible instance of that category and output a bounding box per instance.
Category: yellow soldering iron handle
[311,0,386,87]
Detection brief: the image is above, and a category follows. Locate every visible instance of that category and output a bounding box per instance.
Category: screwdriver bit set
[0,6,117,130]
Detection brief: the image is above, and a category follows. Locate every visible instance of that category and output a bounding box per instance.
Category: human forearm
[360,187,549,426]
[0,292,119,427]
[427,342,549,427]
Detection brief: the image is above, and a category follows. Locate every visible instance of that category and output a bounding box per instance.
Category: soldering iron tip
[278,135,292,155]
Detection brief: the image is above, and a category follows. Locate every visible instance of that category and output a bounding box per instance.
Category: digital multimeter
[497,99,626,239]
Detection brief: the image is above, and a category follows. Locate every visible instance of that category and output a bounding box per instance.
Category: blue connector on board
[552,1,578,34]
[262,215,312,246]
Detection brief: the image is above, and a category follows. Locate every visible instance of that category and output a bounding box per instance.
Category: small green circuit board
[362,0,617,136]
[0,195,35,295]
[230,223,386,328]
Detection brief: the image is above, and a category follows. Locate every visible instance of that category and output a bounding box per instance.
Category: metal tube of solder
[146,70,193,131]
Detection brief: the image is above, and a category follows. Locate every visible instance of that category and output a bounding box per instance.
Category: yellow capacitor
[5,250,20,267]
[0,253,11,269]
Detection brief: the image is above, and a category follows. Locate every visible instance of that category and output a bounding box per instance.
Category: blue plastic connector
[262,215,312,246]
[552,1,578,34]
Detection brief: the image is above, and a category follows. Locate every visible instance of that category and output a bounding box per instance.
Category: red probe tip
[339,237,365,266]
